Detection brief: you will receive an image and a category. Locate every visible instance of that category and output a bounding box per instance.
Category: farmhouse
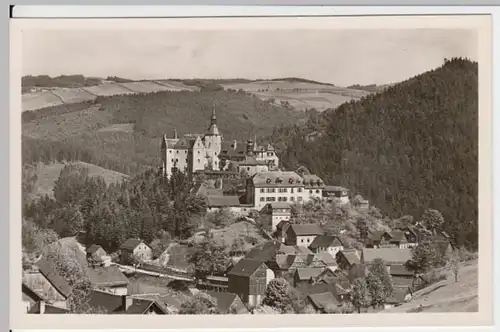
[86,265,130,295]
[120,238,153,264]
[308,235,345,256]
[284,224,325,247]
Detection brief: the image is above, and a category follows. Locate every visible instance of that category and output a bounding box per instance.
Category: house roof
[245,241,282,262]
[294,246,314,255]
[309,235,344,249]
[389,231,408,243]
[87,244,104,255]
[306,292,340,310]
[295,267,325,280]
[269,202,292,210]
[250,171,304,188]
[276,220,291,231]
[302,174,325,188]
[290,224,325,236]
[338,250,361,266]
[362,248,412,265]
[316,252,337,266]
[207,195,241,207]
[392,277,414,289]
[227,258,266,277]
[88,290,123,313]
[125,298,167,314]
[389,264,414,277]
[28,302,70,314]
[301,283,338,298]
[367,231,389,242]
[35,258,73,298]
[22,282,48,303]
[205,291,249,314]
[85,265,129,287]
[323,186,348,192]
[120,238,145,251]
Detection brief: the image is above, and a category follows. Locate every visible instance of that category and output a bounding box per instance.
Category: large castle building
[160,104,280,179]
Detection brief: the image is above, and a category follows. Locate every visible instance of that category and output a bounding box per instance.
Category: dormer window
[289,178,294,184]
[266,178,272,184]
[316,180,322,186]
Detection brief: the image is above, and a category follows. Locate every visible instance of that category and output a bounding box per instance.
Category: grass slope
[384,260,478,313]
[31,161,128,199]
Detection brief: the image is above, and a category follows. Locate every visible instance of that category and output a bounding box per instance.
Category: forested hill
[270,58,478,248]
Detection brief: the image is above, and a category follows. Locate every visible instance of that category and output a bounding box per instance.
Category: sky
[22,28,477,87]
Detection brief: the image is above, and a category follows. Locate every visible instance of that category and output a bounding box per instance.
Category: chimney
[173,128,178,140]
[39,300,46,314]
[122,295,133,311]
[232,140,237,150]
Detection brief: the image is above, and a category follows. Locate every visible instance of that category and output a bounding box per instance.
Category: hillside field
[29,161,128,199]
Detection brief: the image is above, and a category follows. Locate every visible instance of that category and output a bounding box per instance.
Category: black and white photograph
[10,12,493,329]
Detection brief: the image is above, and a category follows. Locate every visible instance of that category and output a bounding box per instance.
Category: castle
[161,104,280,179]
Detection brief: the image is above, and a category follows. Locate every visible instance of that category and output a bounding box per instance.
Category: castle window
[171,159,174,163]
[198,151,200,154]
[298,197,303,201]
[176,150,179,154]
[290,197,295,201]
[266,178,271,184]
[283,197,288,202]
[291,188,294,193]
[310,190,313,194]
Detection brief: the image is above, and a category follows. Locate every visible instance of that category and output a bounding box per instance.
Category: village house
[86,244,107,261]
[308,235,345,256]
[227,258,275,309]
[322,186,350,205]
[85,265,130,295]
[205,291,250,314]
[120,238,153,264]
[22,282,69,314]
[365,230,410,249]
[88,290,169,314]
[388,264,417,290]
[285,224,325,247]
[219,139,279,169]
[22,258,73,310]
[315,252,338,271]
[335,249,365,282]
[293,267,334,289]
[261,202,292,233]
[305,292,342,313]
[246,171,308,211]
[302,174,325,200]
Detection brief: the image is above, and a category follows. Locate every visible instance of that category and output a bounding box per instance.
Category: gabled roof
[250,171,304,188]
[207,195,241,207]
[290,224,325,236]
[316,252,337,266]
[389,231,408,243]
[86,265,129,287]
[35,258,73,298]
[362,248,412,265]
[87,244,105,255]
[269,202,292,210]
[22,282,48,303]
[205,291,249,314]
[227,258,266,277]
[309,235,344,249]
[367,231,389,242]
[125,298,167,314]
[294,246,314,255]
[337,249,361,266]
[295,267,325,281]
[245,241,282,262]
[306,292,340,310]
[120,238,146,251]
[88,290,123,313]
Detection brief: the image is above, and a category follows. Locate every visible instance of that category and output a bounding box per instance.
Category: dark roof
[276,220,291,230]
[120,238,145,251]
[250,171,304,188]
[337,250,361,266]
[28,302,70,314]
[85,266,129,287]
[289,224,325,236]
[367,231,388,242]
[309,235,344,249]
[389,264,414,277]
[87,244,105,255]
[88,290,123,313]
[392,277,414,288]
[269,202,292,210]
[362,248,412,265]
[246,241,282,262]
[205,291,249,314]
[389,231,408,243]
[295,267,325,281]
[207,195,241,207]
[125,298,167,314]
[294,246,314,255]
[36,258,73,298]
[302,174,325,188]
[227,258,266,277]
[22,282,47,303]
[306,292,340,310]
[323,186,348,192]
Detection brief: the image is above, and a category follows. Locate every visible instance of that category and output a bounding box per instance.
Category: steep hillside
[22,89,305,175]
[269,58,478,249]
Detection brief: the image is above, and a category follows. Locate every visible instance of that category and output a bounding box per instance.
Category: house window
[247,167,250,171]
[298,197,303,201]
[298,188,303,193]
[197,159,200,163]
[171,159,174,162]
[283,197,287,202]
[310,190,313,194]
[176,151,179,154]
[301,239,304,243]
[260,197,265,202]
[291,188,294,193]
[290,197,295,201]
[270,197,276,201]
[260,189,265,193]
[316,190,320,194]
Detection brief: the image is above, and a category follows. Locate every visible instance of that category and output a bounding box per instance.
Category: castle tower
[204,102,222,170]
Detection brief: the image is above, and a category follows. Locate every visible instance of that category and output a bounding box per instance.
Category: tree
[261,278,297,313]
[420,209,445,235]
[368,258,393,299]
[350,278,369,313]
[405,240,440,274]
[179,292,219,315]
[365,273,386,309]
[356,218,369,242]
[188,237,230,280]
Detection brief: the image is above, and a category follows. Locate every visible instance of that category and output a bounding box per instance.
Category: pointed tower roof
[207,102,220,136]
